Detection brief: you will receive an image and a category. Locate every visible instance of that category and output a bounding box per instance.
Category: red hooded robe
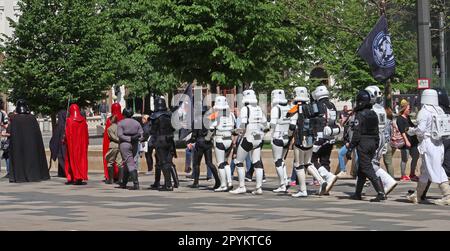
[102,103,124,180]
[65,104,89,182]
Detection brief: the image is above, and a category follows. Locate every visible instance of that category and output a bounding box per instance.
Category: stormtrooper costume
[270,90,291,193]
[406,89,450,205]
[419,88,450,200]
[310,86,338,193]
[288,87,329,197]
[210,96,235,192]
[230,90,269,195]
[365,86,398,195]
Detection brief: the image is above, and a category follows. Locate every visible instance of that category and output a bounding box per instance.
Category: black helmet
[122,107,134,118]
[155,98,167,112]
[15,99,31,114]
[355,90,372,112]
[434,87,450,109]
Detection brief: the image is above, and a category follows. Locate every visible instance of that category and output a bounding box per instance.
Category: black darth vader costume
[9,100,50,183]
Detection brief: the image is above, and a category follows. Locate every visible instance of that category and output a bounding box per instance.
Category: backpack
[390,118,405,149]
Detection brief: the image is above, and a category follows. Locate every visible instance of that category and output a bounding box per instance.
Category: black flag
[357,15,395,82]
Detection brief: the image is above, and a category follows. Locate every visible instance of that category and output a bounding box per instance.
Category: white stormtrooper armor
[365,85,397,195]
[310,85,338,194]
[312,86,340,142]
[230,90,268,195]
[431,113,450,140]
[407,89,450,205]
[210,96,235,192]
[270,90,291,193]
[289,87,328,197]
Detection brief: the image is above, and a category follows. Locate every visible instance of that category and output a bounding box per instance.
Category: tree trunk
[50,112,57,135]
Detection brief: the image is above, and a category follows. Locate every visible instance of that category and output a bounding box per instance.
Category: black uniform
[142,119,155,172]
[150,100,177,191]
[188,119,220,189]
[348,91,385,201]
[311,98,337,171]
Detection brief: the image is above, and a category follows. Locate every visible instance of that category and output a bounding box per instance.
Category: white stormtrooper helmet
[311,85,329,101]
[271,89,288,106]
[293,87,310,102]
[365,85,383,104]
[421,89,439,106]
[242,89,258,105]
[214,95,229,110]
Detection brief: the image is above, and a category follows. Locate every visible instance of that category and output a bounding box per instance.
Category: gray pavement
[0,172,449,231]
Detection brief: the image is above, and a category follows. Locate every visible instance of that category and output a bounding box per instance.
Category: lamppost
[417,0,433,81]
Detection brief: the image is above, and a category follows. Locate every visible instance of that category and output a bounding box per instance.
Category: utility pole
[417,0,433,80]
[379,0,392,108]
[439,10,446,88]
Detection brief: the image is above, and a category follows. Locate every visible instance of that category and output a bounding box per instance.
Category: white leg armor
[376,168,397,195]
[253,168,264,195]
[224,165,233,189]
[407,181,429,204]
[283,162,289,186]
[273,165,287,193]
[214,145,229,192]
[372,136,397,195]
[215,168,228,192]
[251,147,263,195]
[229,165,247,194]
[292,168,307,197]
[297,146,327,196]
[435,182,450,206]
[293,146,316,197]
[272,144,287,192]
[307,166,327,195]
[318,166,337,194]
[230,143,252,194]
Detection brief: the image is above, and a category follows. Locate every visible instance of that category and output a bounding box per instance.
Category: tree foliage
[0,0,442,113]
[281,0,419,101]
[149,0,303,92]
[98,0,178,97]
[0,0,112,115]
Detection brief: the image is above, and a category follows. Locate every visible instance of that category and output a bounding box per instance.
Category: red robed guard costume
[65,104,89,183]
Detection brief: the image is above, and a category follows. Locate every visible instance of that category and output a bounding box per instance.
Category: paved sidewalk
[0,173,449,231]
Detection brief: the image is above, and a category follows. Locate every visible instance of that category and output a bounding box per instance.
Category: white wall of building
[0,1,19,113]
[0,0,20,44]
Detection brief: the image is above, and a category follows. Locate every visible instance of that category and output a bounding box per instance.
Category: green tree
[0,0,112,126]
[281,0,419,102]
[149,0,303,94]
[99,0,178,98]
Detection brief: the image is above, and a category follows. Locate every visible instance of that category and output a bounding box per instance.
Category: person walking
[117,108,143,190]
[397,99,419,182]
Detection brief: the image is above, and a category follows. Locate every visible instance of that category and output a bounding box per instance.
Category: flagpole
[379,0,393,109]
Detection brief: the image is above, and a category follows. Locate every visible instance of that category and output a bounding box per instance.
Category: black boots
[128,170,140,190]
[370,178,386,202]
[350,177,365,200]
[170,165,179,188]
[106,165,114,184]
[189,165,200,188]
[116,168,129,189]
[209,166,221,190]
[150,164,162,190]
[115,167,124,184]
[160,168,173,191]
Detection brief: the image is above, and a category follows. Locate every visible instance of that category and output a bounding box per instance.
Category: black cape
[49,110,67,177]
[9,114,50,182]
